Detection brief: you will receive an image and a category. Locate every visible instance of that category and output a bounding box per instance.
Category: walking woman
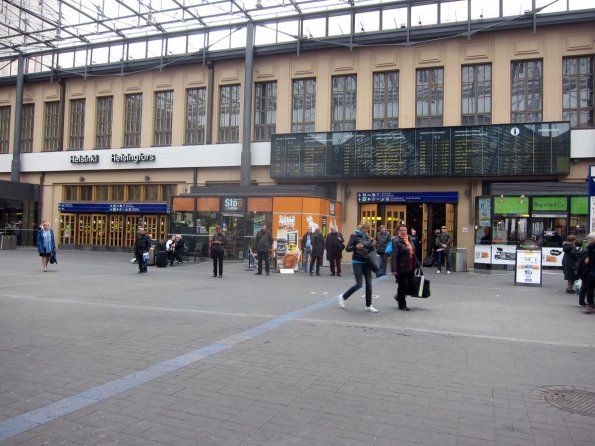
[391,224,419,311]
[36,220,56,272]
[211,225,225,277]
[338,220,378,312]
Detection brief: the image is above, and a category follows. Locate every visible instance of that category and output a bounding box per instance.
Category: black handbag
[49,253,57,264]
[409,268,430,298]
[364,251,382,272]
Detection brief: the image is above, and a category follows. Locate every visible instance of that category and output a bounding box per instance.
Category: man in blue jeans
[300,227,313,273]
[435,225,452,274]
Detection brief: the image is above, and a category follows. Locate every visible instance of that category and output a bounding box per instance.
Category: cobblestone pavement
[1,248,594,445]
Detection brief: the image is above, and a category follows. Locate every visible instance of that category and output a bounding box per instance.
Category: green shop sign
[570,196,588,215]
[493,197,529,215]
[532,196,567,212]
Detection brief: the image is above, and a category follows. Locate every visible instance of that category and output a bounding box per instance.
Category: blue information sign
[357,192,458,203]
[58,203,169,213]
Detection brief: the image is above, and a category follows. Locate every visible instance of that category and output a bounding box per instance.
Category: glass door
[531,215,566,247]
[221,214,245,260]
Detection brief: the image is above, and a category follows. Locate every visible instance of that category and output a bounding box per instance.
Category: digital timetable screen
[270,122,570,179]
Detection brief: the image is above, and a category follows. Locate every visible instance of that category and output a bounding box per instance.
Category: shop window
[372,71,399,129]
[63,185,78,201]
[95,185,109,201]
[69,99,85,150]
[96,96,113,149]
[292,78,316,133]
[0,106,10,154]
[162,184,177,202]
[127,185,142,201]
[461,64,492,125]
[331,75,357,131]
[154,91,173,146]
[416,68,443,127]
[111,185,125,201]
[80,185,93,201]
[185,88,205,145]
[44,102,61,151]
[145,184,159,202]
[511,60,543,123]
[219,85,240,143]
[21,104,34,153]
[254,81,277,141]
[124,94,142,147]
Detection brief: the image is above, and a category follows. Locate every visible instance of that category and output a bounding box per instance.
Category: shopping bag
[385,241,393,255]
[421,277,431,298]
[410,268,430,298]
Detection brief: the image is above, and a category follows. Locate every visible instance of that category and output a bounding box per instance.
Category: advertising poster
[491,245,516,265]
[515,250,542,286]
[473,245,491,264]
[541,247,563,267]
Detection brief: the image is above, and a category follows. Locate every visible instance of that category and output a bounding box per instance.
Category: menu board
[270,122,570,179]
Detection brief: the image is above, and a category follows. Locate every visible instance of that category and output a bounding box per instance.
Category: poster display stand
[514,239,542,287]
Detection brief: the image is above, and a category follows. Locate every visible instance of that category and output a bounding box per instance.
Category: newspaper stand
[514,239,542,287]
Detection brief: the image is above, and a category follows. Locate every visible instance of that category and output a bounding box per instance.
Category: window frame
[44,101,61,151]
[0,106,10,154]
[95,96,113,149]
[416,67,444,127]
[154,91,174,146]
[511,59,543,123]
[331,74,357,131]
[461,63,492,125]
[185,88,206,145]
[218,85,240,143]
[124,93,143,147]
[372,71,399,129]
[254,81,277,142]
[69,99,85,150]
[562,55,594,129]
[21,104,34,153]
[292,78,316,133]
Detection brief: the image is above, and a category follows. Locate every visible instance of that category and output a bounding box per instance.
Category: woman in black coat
[391,224,419,311]
[562,235,581,293]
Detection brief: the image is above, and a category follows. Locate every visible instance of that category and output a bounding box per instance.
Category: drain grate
[539,386,595,417]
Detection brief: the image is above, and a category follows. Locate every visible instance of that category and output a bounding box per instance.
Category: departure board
[270,122,570,179]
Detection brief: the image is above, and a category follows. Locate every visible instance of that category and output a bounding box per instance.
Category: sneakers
[366,305,378,313]
[436,270,441,274]
[338,294,345,308]
[447,270,452,274]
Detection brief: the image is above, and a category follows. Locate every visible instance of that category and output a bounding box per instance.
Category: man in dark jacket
[325,225,344,276]
[435,225,452,274]
[562,235,581,293]
[134,227,151,273]
[254,223,274,276]
[309,227,325,276]
[375,224,391,276]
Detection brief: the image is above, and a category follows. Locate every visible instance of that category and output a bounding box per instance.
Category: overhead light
[255,0,263,9]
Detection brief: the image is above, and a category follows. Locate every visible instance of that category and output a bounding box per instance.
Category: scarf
[401,234,414,257]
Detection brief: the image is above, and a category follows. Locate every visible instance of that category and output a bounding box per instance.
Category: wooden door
[125,215,140,248]
[108,215,124,248]
[360,204,378,238]
[77,214,92,245]
[60,213,76,245]
[386,205,406,237]
[143,215,159,241]
[92,214,107,246]
[157,215,168,242]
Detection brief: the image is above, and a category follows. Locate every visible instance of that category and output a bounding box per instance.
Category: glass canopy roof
[0,0,592,75]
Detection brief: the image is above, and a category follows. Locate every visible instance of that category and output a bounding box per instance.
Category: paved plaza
[0,247,594,445]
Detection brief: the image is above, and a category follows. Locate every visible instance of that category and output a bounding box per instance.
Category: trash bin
[0,235,17,250]
[449,247,467,272]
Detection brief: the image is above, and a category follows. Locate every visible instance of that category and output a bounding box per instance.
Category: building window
[145,184,159,201]
[96,96,113,149]
[185,88,206,145]
[127,185,142,201]
[124,94,142,147]
[416,68,444,127]
[254,81,277,141]
[461,64,492,125]
[292,79,316,133]
[373,71,399,129]
[563,56,594,129]
[111,185,124,201]
[0,106,10,154]
[154,91,173,146]
[63,185,77,201]
[80,185,93,201]
[95,185,108,201]
[69,99,85,150]
[44,102,61,151]
[219,85,240,143]
[21,104,34,153]
[511,60,543,123]
[331,75,357,131]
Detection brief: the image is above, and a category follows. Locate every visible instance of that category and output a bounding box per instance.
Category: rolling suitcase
[156,251,168,268]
